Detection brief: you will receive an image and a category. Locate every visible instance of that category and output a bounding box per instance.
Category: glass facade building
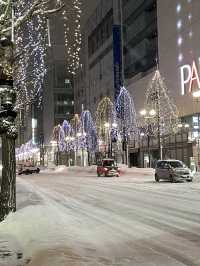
[123,0,158,79]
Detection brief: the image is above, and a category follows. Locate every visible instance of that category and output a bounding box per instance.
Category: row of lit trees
[50,70,180,167]
[52,111,97,166]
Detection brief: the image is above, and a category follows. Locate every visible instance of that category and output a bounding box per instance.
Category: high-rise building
[17,15,75,147]
[75,0,158,112]
[123,0,157,79]
[75,0,200,168]
[75,0,120,114]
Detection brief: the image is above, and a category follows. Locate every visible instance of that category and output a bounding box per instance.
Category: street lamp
[112,122,118,128]
[104,122,110,157]
[104,122,118,158]
[192,90,200,98]
[140,109,156,167]
[177,123,190,129]
[76,132,87,167]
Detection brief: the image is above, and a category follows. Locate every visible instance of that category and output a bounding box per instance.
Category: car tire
[155,174,159,182]
[97,172,100,177]
[36,168,40,174]
[170,175,174,183]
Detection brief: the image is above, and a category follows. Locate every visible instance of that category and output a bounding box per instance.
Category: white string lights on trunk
[62,0,82,75]
[0,0,82,109]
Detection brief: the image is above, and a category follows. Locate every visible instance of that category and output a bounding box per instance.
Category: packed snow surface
[0,166,200,265]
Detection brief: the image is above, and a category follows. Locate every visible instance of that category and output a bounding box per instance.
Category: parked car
[18,164,40,175]
[155,160,193,182]
[97,158,120,177]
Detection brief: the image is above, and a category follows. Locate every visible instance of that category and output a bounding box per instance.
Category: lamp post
[104,122,118,158]
[140,109,157,167]
[192,91,200,169]
[76,132,86,167]
[104,122,110,158]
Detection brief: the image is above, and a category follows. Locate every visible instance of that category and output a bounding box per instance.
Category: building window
[88,9,113,57]
[123,0,158,78]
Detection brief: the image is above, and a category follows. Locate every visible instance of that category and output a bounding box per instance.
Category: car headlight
[104,168,108,171]
[188,169,194,177]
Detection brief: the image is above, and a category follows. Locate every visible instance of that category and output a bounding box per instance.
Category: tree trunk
[0,133,16,222]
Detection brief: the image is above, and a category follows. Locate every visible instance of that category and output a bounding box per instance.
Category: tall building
[123,0,157,79]
[75,0,200,168]
[17,14,75,147]
[75,0,158,112]
[75,0,121,114]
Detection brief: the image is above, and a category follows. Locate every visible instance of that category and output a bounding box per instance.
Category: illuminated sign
[180,59,200,95]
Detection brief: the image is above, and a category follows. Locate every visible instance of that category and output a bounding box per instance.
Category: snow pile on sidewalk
[119,165,155,175]
[0,200,87,265]
[42,164,154,177]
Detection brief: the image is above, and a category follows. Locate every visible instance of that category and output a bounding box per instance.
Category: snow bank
[41,164,155,177]
[0,202,85,265]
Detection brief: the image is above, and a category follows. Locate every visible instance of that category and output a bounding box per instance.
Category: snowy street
[1,167,200,266]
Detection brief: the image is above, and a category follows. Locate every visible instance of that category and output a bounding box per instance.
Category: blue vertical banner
[113,24,123,101]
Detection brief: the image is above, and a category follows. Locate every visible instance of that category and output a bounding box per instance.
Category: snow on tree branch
[0,0,65,35]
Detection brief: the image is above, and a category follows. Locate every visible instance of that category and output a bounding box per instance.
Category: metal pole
[156,90,162,160]
[147,134,151,168]
[119,0,124,85]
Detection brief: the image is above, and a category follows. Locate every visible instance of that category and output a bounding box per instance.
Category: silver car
[155,160,193,182]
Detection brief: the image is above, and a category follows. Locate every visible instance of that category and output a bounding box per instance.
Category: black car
[18,165,40,175]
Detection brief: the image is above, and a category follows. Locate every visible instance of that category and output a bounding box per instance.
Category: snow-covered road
[1,169,200,266]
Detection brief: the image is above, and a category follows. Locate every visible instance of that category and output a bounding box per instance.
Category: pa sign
[180,60,200,95]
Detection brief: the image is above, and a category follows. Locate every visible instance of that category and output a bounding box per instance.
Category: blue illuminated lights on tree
[16,139,39,160]
[116,86,138,139]
[81,110,97,152]
[62,120,72,136]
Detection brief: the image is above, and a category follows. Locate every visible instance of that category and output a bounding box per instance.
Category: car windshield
[103,160,116,167]
[168,161,184,168]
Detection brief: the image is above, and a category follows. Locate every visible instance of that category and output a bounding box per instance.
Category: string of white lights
[0,0,65,109]
[62,0,82,75]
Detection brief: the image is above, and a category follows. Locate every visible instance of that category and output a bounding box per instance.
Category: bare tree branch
[0,0,65,35]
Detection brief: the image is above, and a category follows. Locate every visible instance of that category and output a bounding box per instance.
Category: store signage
[180,59,200,95]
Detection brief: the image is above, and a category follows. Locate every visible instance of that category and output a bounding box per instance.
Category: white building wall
[157,0,200,117]
[127,0,200,118]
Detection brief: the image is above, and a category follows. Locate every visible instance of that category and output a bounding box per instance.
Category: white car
[155,160,193,182]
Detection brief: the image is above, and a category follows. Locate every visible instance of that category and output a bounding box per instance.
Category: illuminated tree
[145,70,179,135]
[116,86,138,164]
[81,110,97,164]
[96,97,116,140]
[0,0,67,222]
[63,0,82,75]
[142,70,180,159]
